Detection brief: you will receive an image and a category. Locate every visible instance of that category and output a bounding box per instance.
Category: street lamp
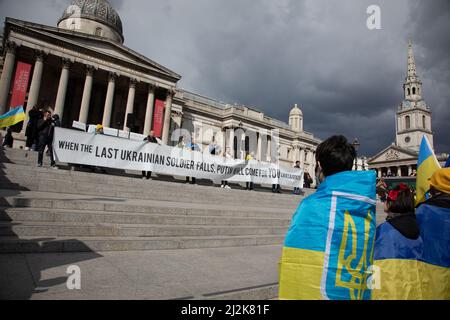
[352,138,360,171]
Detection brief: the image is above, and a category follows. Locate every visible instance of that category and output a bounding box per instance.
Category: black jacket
[25,109,42,138]
[2,131,13,147]
[387,212,420,240]
[37,118,53,138]
[144,136,158,144]
[419,193,450,210]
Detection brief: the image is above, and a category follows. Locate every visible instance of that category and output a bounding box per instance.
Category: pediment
[369,145,418,164]
[5,18,181,81]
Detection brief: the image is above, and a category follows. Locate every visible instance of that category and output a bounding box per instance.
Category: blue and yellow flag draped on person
[278,171,377,300]
[0,106,25,128]
[415,136,441,206]
[373,196,450,300]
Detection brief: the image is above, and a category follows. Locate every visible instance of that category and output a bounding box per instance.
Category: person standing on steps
[293,161,302,195]
[186,137,200,184]
[221,148,233,189]
[142,130,158,180]
[2,127,14,148]
[25,105,42,151]
[245,152,254,191]
[36,110,56,168]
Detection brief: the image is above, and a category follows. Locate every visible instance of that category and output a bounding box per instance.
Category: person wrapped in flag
[279,135,377,300]
[373,136,449,300]
[415,168,450,299]
[372,184,422,300]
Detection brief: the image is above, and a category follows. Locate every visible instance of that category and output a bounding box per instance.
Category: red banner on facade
[10,61,32,109]
[152,99,165,138]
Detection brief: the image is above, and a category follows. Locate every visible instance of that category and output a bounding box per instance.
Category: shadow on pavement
[0,147,102,300]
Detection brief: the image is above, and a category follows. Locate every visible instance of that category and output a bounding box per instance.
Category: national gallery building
[0,0,321,178]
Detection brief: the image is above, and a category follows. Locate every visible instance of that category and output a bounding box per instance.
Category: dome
[58,0,124,43]
[289,104,303,116]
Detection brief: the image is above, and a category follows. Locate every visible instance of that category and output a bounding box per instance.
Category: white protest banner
[53,128,303,188]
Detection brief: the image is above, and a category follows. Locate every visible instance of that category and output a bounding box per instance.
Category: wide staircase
[0,147,309,299]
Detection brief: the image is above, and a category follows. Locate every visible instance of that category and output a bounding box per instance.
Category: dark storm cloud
[408,0,450,154]
[0,0,448,155]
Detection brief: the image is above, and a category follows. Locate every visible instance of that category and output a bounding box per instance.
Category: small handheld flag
[415,136,441,206]
[0,106,25,128]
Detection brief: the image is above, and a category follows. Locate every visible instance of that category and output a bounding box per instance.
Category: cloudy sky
[1,0,449,155]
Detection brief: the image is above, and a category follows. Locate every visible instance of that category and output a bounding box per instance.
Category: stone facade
[0,1,321,179]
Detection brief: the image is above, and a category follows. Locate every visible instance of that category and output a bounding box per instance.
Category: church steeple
[396,40,433,152]
[403,40,422,102]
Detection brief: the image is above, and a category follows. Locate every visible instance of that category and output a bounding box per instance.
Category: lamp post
[352,138,360,171]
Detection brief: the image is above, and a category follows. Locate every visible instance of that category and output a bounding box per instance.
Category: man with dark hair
[315,135,356,177]
[279,135,377,300]
[25,105,42,150]
[36,110,56,168]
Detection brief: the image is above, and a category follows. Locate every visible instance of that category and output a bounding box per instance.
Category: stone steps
[0,147,295,254]
[0,234,285,253]
[0,220,288,237]
[0,207,291,227]
[0,170,304,208]
[2,196,294,219]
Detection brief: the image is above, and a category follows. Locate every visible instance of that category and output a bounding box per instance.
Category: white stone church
[368,41,447,177]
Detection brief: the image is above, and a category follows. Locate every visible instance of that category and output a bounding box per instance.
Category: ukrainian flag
[415,136,441,206]
[0,106,25,128]
[373,201,450,300]
[279,171,377,300]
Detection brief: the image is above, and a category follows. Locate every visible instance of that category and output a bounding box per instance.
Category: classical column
[22,50,45,133]
[78,65,95,124]
[256,133,262,161]
[143,83,156,136]
[378,169,382,178]
[161,89,174,144]
[102,72,117,128]
[308,151,315,177]
[408,165,412,176]
[54,58,71,119]
[267,135,272,162]
[228,128,235,158]
[300,148,305,168]
[123,78,137,131]
[0,41,17,115]
[397,167,402,177]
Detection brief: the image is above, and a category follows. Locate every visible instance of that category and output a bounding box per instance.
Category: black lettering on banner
[59,141,79,151]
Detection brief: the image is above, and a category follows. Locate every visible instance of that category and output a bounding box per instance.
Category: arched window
[412,87,416,95]
[422,116,426,129]
[405,115,411,129]
[407,88,410,96]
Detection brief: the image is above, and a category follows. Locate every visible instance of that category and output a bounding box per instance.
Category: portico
[0,16,180,143]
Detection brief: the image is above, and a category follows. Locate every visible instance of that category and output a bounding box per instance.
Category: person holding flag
[414,167,450,299]
[373,136,449,299]
[279,135,376,300]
